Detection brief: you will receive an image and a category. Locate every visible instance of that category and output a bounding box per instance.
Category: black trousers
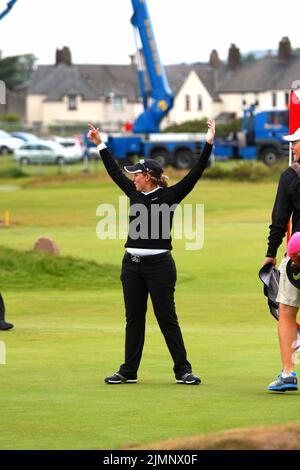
[118,251,192,379]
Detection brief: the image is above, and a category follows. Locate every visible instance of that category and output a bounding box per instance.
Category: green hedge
[163,118,243,137]
[204,161,287,181]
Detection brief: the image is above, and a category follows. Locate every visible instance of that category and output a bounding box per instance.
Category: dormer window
[68,94,77,111]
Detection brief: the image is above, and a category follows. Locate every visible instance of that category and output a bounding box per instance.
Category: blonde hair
[149,174,169,188]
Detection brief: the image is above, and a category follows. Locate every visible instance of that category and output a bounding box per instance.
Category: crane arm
[130,0,173,133]
[0,0,18,21]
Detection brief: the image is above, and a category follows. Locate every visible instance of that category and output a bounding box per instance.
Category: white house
[26,38,300,131]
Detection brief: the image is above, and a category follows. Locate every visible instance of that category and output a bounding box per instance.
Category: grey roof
[29,63,140,102]
[28,62,220,102]
[28,53,300,103]
[78,64,140,101]
[28,63,98,101]
[219,54,300,93]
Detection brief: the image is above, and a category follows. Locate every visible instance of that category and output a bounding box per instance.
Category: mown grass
[0,164,298,450]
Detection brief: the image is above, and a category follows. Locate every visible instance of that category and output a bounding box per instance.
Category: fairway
[0,170,299,450]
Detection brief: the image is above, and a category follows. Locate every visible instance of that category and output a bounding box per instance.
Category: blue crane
[0,0,18,21]
[102,0,206,168]
[130,0,173,133]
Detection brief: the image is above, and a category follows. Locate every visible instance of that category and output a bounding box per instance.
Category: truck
[214,103,290,166]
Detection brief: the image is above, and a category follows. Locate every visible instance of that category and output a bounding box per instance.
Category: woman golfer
[88,120,215,385]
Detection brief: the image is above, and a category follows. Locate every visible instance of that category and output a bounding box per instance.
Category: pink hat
[287,232,300,258]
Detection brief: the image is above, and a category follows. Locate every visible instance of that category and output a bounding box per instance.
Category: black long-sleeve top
[267,162,300,257]
[99,143,212,250]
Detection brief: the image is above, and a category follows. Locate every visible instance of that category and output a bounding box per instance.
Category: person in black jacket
[263,127,300,392]
[88,120,215,385]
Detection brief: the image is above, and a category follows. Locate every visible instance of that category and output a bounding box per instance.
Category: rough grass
[127,423,300,450]
[0,245,120,290]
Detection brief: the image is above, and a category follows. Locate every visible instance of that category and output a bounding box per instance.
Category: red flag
[289,90,300,133]
[287,90,300,244]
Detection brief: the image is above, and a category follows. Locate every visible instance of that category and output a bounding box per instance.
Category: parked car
[14,140,83,165]
[51,136,83,159]
[11,132,39,142]
[0,130,23,155]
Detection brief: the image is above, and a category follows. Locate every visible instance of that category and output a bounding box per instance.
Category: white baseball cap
[283,127,300,142]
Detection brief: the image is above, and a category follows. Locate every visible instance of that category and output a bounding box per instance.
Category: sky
[0,0,299,66]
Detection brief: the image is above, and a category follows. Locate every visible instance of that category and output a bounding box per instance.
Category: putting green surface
[0,174,299,450]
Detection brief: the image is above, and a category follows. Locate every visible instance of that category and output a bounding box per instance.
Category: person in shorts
[263,127,300,392]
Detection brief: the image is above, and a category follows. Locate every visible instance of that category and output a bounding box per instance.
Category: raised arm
[171,120,215,202]
[88,124,134,196]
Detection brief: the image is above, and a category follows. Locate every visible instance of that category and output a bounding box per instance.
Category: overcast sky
[0,0,299,66]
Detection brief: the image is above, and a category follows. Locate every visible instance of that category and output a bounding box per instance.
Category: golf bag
[259,263,300,351]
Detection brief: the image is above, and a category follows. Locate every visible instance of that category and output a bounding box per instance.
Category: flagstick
[286,133,293,245]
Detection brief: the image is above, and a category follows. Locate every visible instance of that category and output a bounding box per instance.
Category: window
[112,96,123,112]
[198,95,203,111]
[267,111,289,126]
[37,145,51,151]
[272,92,277,108]
[185,95,191,111]
[68,95,77,111]
[22,144,35,150]
[285,92,290,107]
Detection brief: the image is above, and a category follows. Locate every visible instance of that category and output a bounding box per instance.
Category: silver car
[14,140,82,165]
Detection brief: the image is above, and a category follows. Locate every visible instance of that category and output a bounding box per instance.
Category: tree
[0,54,36,89]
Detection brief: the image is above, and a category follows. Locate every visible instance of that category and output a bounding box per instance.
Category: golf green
[0,175,298,450]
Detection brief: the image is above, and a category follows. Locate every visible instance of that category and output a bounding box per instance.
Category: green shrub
[163,119,208,133]
[49,123,91,135]
[230,162,271,181]
[0,167,28,178]
[202,160,287,181]
[203,165,229,179]
[164,118,243,136]
[0,113,21,122]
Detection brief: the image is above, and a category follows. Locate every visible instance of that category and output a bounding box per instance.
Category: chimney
[129,54,137,66]
[209,50,220,91]
[55,47,72,66]
[209,49,220,69]
[278,37,292,60]
[227,44,241,70]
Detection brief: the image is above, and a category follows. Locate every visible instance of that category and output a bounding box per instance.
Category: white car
[14,140,83,165]
[51,136,83,159]
[0,130,23,154]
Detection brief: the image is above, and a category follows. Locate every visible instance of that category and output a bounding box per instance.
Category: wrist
[97,142,106,151]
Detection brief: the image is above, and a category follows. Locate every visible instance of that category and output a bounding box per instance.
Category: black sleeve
[100,148,135,196]
[266,172,293,257]
[170,143,213,202]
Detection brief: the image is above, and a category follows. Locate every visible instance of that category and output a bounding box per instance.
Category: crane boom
[0,0,18,21]
[130,0,173,133]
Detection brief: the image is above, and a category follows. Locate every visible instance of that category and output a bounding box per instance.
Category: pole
[287,90,300,245]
